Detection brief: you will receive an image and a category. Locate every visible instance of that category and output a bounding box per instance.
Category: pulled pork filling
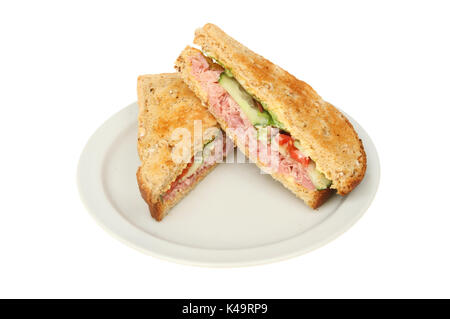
[190,53,317,190]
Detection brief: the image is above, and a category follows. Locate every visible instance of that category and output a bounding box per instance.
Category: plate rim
[77,102,380,267]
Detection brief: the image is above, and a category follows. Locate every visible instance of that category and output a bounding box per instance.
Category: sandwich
[137,73,231,221]
[175,24,366,208]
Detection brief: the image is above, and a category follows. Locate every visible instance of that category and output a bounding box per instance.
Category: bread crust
[137,73,220,220]
[136,166,165,221]
[192,24,366,195]
[137,164,218,221]
[175,48,332,209]
[137,73,219,202]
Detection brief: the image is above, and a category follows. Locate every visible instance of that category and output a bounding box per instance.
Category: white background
[1,0,449,298]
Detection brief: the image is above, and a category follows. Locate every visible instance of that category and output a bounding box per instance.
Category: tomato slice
[177,161,193,180]
[289,148,310,166]
[166,160,193,194]
[278,133,310,166]
[278,133,292,146]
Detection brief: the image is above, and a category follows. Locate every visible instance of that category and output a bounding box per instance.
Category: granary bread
[175,24,366,208]
[192,24,366,195]
[176,47,332,208]
[137,73,222,220]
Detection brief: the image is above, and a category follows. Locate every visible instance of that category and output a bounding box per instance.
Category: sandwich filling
[162,137,229,202]
[190,53,331,191]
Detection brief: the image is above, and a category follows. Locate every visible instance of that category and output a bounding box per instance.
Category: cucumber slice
[269,112,285,130]
[307,162,332,190]
[202,140,216,161]
[224,68,233,77]
[218,73,272,126]
[180,141,215,182]
[292,140,331,190]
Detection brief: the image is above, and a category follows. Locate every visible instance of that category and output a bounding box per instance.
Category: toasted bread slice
[190,23,366,195]
[137,73,220,220]
[136,164,217,221]
[175,48,333,208]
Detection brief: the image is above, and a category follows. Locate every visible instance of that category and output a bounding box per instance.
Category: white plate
[77,102,380,267]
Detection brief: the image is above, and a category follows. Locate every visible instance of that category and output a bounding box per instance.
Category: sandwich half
[137,73,231,221]
[175,24,366,208]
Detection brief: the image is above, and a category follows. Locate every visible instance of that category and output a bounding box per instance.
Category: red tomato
[289,148,310,166]
[278,133,310,166]
[167,160,193,193]
[178,161,193,180]
[278,134,292,145]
